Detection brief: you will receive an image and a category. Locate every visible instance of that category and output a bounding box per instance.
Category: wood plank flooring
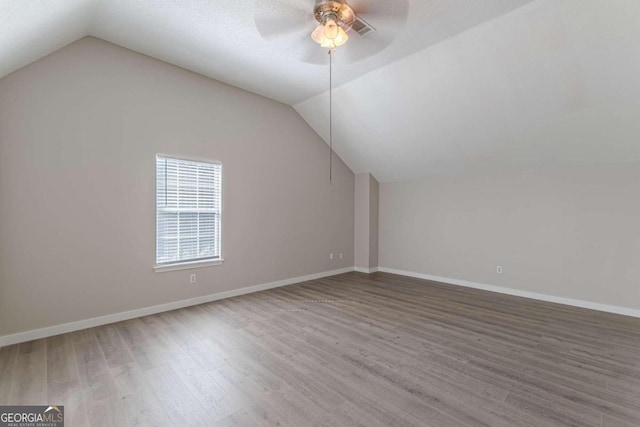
[1,272,640,426]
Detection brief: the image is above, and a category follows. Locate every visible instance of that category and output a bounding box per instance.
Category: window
[155,155,222,269]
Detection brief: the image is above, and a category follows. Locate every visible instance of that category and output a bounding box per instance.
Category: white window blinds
[156,156,222,265]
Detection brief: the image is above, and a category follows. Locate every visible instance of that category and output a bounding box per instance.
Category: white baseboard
[354,266,379,274]
[0,267,354,348]
[377,267,640,319]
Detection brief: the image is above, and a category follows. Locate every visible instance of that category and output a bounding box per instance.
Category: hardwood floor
[1,272,640,426]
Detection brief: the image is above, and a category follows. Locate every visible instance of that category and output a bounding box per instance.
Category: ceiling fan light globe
[311,24,325,44]
[320,38,336,49]
[334,27,348,46]
[323,19,339,40]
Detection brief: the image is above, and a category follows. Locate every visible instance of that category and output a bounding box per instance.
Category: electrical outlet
[190,274,197,284]
[496,266,503,274]
[339,252,343,259]
[329,253,334,260]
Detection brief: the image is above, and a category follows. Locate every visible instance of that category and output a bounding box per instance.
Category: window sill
[154,259,224,273]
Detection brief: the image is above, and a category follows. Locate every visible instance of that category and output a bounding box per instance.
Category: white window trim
[154,258,224,273]
[154,154,224,272]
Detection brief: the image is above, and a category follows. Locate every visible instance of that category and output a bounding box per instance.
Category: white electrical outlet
[496,266,503,274]
[190,274,197,284]
[339,252,343,259]
[329,253,334,260]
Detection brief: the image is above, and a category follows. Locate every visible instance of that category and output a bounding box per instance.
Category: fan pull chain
[329,48,333,184]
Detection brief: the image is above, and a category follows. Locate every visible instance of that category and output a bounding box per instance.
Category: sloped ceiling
[2,1,639,183]
[296,0,640,182]
[1,0,536,105]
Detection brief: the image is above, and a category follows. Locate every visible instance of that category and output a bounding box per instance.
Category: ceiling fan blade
[298,44,332,65]
[272,29,328,65]
[349,0,409,31]
[254,0,315,40]
[255,15,312,39]
[321,28,394,64]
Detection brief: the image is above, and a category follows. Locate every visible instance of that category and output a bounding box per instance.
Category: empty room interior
[1,0,640,426]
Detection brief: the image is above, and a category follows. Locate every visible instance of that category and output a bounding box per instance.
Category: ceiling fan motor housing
[314,0,355,29]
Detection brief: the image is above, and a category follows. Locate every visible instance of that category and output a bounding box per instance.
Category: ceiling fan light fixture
[324,19,339,39]
[334,26,348,46]
[311,24,325,44]
[311,21,348,48]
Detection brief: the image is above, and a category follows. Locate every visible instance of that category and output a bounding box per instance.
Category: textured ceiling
[0,0,536,104]
[296,0,640,182]
[3,0,638,183]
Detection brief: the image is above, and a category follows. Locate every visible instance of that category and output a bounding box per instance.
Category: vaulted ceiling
[2,0,640,182]
[0,0,536,104]
[296,0,640,181]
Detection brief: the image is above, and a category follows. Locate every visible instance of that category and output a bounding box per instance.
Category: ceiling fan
[254,0,409,64]
[255,0,408,182]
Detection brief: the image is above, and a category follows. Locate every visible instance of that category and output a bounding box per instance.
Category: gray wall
[354,174,370,269]
[379,162,640,310]
[354,173,379,270]
[369,176,379,268]
[0,37,354,337]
